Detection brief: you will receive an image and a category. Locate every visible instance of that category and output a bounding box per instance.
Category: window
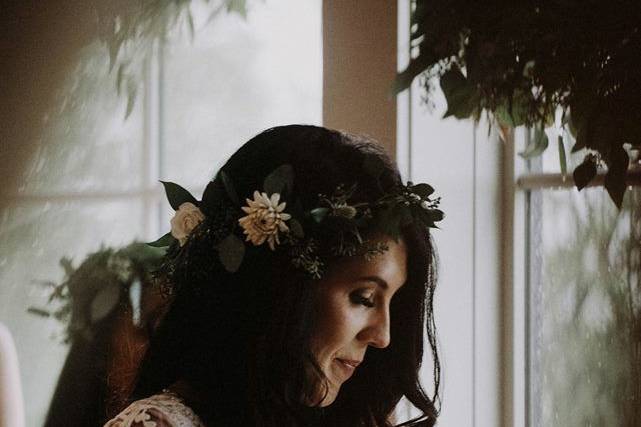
[0,2,321,425]
[516,129,641,426]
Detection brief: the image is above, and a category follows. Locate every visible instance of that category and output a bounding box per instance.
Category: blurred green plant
[28,243,165,343]
[94,0,249,118]
[539,188,641,426]
[396,0,641,208]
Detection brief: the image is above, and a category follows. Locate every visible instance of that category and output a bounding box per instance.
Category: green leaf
[393,52,432,94]
[494,95,527,128]
[409,183,434,198]
[263,164,294,197]
[217,234,245,273]
[573,156,598,191]
[440,67,477,119]
[108,38,122,72]
[310,207,330,224]
[604,146,629,209]
[160,181,198,210]
[60,257,75,277]
[116,63,126,96]
[227,0,248,19]
[289,218,304,238]
[27,307,51,317]
[571,125,588,153]
[558,135,567,175]
[220,170,240,206]
[430,209,445,223]
[146,232,175,248]
[519,126,548,158]
[187,11,195,42]
[125,79,137,119]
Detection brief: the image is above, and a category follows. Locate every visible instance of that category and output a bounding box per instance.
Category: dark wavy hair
[133,125,440,426]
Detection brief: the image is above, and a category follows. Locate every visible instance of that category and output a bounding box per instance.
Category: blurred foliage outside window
[527,173,641,426]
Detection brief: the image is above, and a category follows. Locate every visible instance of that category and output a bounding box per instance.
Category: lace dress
[104,391,206,427]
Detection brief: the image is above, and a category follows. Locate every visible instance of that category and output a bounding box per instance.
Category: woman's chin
[316,387,338,407]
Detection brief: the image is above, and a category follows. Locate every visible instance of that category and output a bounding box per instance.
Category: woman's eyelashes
[350,291,375,308]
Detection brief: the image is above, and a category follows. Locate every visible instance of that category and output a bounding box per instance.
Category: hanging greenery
[94,0,249,118]
[396,0,641,208]
[27,243,165,343]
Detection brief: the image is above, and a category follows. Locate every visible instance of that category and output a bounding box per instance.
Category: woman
[105,125,442,426]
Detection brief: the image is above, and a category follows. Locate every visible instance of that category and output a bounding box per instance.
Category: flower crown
[148,158,443,279]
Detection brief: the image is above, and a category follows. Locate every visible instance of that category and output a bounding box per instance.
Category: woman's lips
[334,358,361,380]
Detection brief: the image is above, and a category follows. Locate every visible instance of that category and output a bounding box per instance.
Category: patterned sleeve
[103,391,206,427]
[104,402,176,427]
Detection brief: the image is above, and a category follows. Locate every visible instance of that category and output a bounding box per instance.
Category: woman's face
[307,236,407,407]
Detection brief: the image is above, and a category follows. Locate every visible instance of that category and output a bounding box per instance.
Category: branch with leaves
[28,243,166,343]
[396,0,641,208]
[95,0,249,119]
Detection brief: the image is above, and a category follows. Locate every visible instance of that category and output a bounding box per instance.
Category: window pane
[529,187,641,426]
[161,0,322,189]
[0,199,146,426]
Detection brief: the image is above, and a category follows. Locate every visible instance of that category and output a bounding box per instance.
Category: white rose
[170,202,205,246]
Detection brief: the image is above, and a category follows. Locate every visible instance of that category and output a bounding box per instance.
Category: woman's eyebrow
[356,276,388,290]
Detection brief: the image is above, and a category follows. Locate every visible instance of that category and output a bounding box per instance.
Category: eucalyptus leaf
[430,209,445,223]
[310,207,330,224]
[90,283,121,323]
[519,127,549,158]
[116,63,126,95]
[160,181,198,210]
[410,183,434,198]
[187,11,195,42]
[27,307,51,318]
[440,67,477,119]
[392,52,432,94]
[60,257,75,277]
[263,164,294,197]
[147,232,175,248]
[573,156,598,191]
[108,38,122,72]
[220,170,240,206]
[125,79,137,119]
[496,98,527,128]
[227,0,248,19]
[604,147,629,209]
[217,234,246,273]
[558,135,567,175]
[572,125,588,153]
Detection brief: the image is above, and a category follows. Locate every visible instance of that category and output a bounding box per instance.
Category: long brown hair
[134,125,440,426]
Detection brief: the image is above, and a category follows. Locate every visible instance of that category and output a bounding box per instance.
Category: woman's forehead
[323,238,408,290]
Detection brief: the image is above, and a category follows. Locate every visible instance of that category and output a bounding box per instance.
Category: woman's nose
[359,307,391,349]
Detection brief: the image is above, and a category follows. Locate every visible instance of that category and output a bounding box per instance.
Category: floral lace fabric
[104,392,206,427]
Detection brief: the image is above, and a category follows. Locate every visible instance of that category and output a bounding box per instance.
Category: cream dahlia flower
[170,202,205,246]
[238,191,291,250]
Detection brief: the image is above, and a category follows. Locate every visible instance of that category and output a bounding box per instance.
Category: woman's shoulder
[103,391,206,427]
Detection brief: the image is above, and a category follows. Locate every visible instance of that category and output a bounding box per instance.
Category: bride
[104,125,442,426]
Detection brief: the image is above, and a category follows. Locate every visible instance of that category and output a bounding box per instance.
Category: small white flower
[420,200,431,210]
[238,191,291,250]
[170,202,205,246]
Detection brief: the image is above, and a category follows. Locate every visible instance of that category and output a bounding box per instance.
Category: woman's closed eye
[350,292,375,308]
